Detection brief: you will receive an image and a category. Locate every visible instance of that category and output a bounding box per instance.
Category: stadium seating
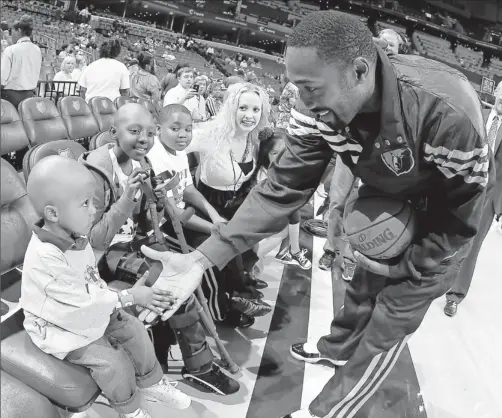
[0,159,38,240]
[18,98,69,147]
[0,100,30,157]
[22,140,87,182]
[115,96,137,109]
[90,97,116,132]
[1,372,60,418]
[58,96,100,141]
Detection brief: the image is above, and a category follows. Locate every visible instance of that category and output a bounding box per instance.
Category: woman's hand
[124,168,148,200]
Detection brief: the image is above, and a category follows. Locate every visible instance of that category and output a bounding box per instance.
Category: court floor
[85,197,502,418]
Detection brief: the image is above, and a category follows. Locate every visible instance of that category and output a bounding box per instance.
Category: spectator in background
[378,29,406,55]
[162,67,197,108]
[206,81,225,118]
[79,6,91,23]
[54,55,78,96]
[73,51,87,80]
[1,15,41,108]
[185,75,208,122]
[130,52,161,101]
[78,39,130,102]
[276,76,299,130]
[160,62,190,98]
[59,44,75,60]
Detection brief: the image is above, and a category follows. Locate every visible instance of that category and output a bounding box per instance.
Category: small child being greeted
[20,156,191,418]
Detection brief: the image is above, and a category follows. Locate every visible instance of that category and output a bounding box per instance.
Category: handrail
[39,34,57,50]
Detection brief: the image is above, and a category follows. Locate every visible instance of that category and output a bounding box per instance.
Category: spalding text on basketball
[353,228,396,252]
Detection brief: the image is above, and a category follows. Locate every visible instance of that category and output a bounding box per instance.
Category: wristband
[119,289,134,307]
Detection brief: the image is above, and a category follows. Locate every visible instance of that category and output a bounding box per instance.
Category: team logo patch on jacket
[381,147,415,176]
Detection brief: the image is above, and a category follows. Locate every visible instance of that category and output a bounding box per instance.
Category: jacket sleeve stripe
[291,108,317,125]
[423,143,489,187]
[288,123,321,137]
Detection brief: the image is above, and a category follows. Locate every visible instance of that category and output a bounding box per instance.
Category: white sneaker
[140,376,191,410]
[119,409,152,418]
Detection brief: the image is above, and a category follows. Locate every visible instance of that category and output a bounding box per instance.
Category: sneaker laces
[156,376,180,392]
[295,248,309,264]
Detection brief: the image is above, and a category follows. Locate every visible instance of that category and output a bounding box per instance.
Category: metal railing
[36,81,79,104]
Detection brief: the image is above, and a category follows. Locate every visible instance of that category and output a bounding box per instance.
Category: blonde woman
[72,52,87,81]
[53,55,78,96]
[187,82,270,219]
[186,82,272,324]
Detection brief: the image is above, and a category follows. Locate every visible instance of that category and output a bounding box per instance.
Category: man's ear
[109,126,118,140]
[44,205,58,223]
[156,124,162,136]
[353,57,370,82]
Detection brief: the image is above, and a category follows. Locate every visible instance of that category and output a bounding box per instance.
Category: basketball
[343,186,417,260]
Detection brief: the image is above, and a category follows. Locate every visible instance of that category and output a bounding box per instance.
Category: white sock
[288,222,301,254]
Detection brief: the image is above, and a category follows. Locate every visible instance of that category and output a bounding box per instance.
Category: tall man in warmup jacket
[444,82,502,317]
[139,12,494,418]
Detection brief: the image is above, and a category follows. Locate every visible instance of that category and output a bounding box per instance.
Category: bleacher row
[0,95,158,176]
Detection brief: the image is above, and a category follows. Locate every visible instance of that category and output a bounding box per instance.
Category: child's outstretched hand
[129,273,177,314]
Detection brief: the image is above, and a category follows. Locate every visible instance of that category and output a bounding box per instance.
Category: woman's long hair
[195,82,270,153]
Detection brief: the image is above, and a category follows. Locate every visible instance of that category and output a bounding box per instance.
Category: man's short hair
[288,11,377,67]
[13,15,33,36]
[176,67,194,78]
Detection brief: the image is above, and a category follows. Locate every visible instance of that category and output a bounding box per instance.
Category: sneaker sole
[142,393,191,410]
[182,372,228,395]
[318,264,331,271]
[275,258,296,265]
[276,258,312,270]
[289,346,347,367]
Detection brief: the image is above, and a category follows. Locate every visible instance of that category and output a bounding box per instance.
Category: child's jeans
[65,310,164,414]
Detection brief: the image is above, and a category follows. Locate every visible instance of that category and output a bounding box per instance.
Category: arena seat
[89,131,114,151]
[1,332,101,412]
[0,159,38,240]
[137,98,157,118]
[115,96,136,108]
[22,140,87,182]
[90,97,116,132]
[18,97,69,147]
[58,96,99,141]
[1,372,60,418]
[0,100,30,157]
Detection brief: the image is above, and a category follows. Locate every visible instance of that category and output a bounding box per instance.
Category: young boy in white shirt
[20,156,191,418]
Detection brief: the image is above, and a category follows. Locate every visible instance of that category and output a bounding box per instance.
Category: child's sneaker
[119,409,152,418]
[290,248,312,270]
[140,376,191,409]
[342,259,356,281]
[275,248,311,269]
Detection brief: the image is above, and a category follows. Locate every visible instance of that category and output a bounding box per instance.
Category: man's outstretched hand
[138,246,206,323]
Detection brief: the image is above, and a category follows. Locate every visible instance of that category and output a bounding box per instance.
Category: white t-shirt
[147,137,193,209]
[78,58,130,102]
[163,83,187,108]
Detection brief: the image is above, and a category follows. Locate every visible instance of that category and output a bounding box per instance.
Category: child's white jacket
[20,221,119,359]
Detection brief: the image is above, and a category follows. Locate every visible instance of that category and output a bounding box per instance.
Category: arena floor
[85,196,502,418]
